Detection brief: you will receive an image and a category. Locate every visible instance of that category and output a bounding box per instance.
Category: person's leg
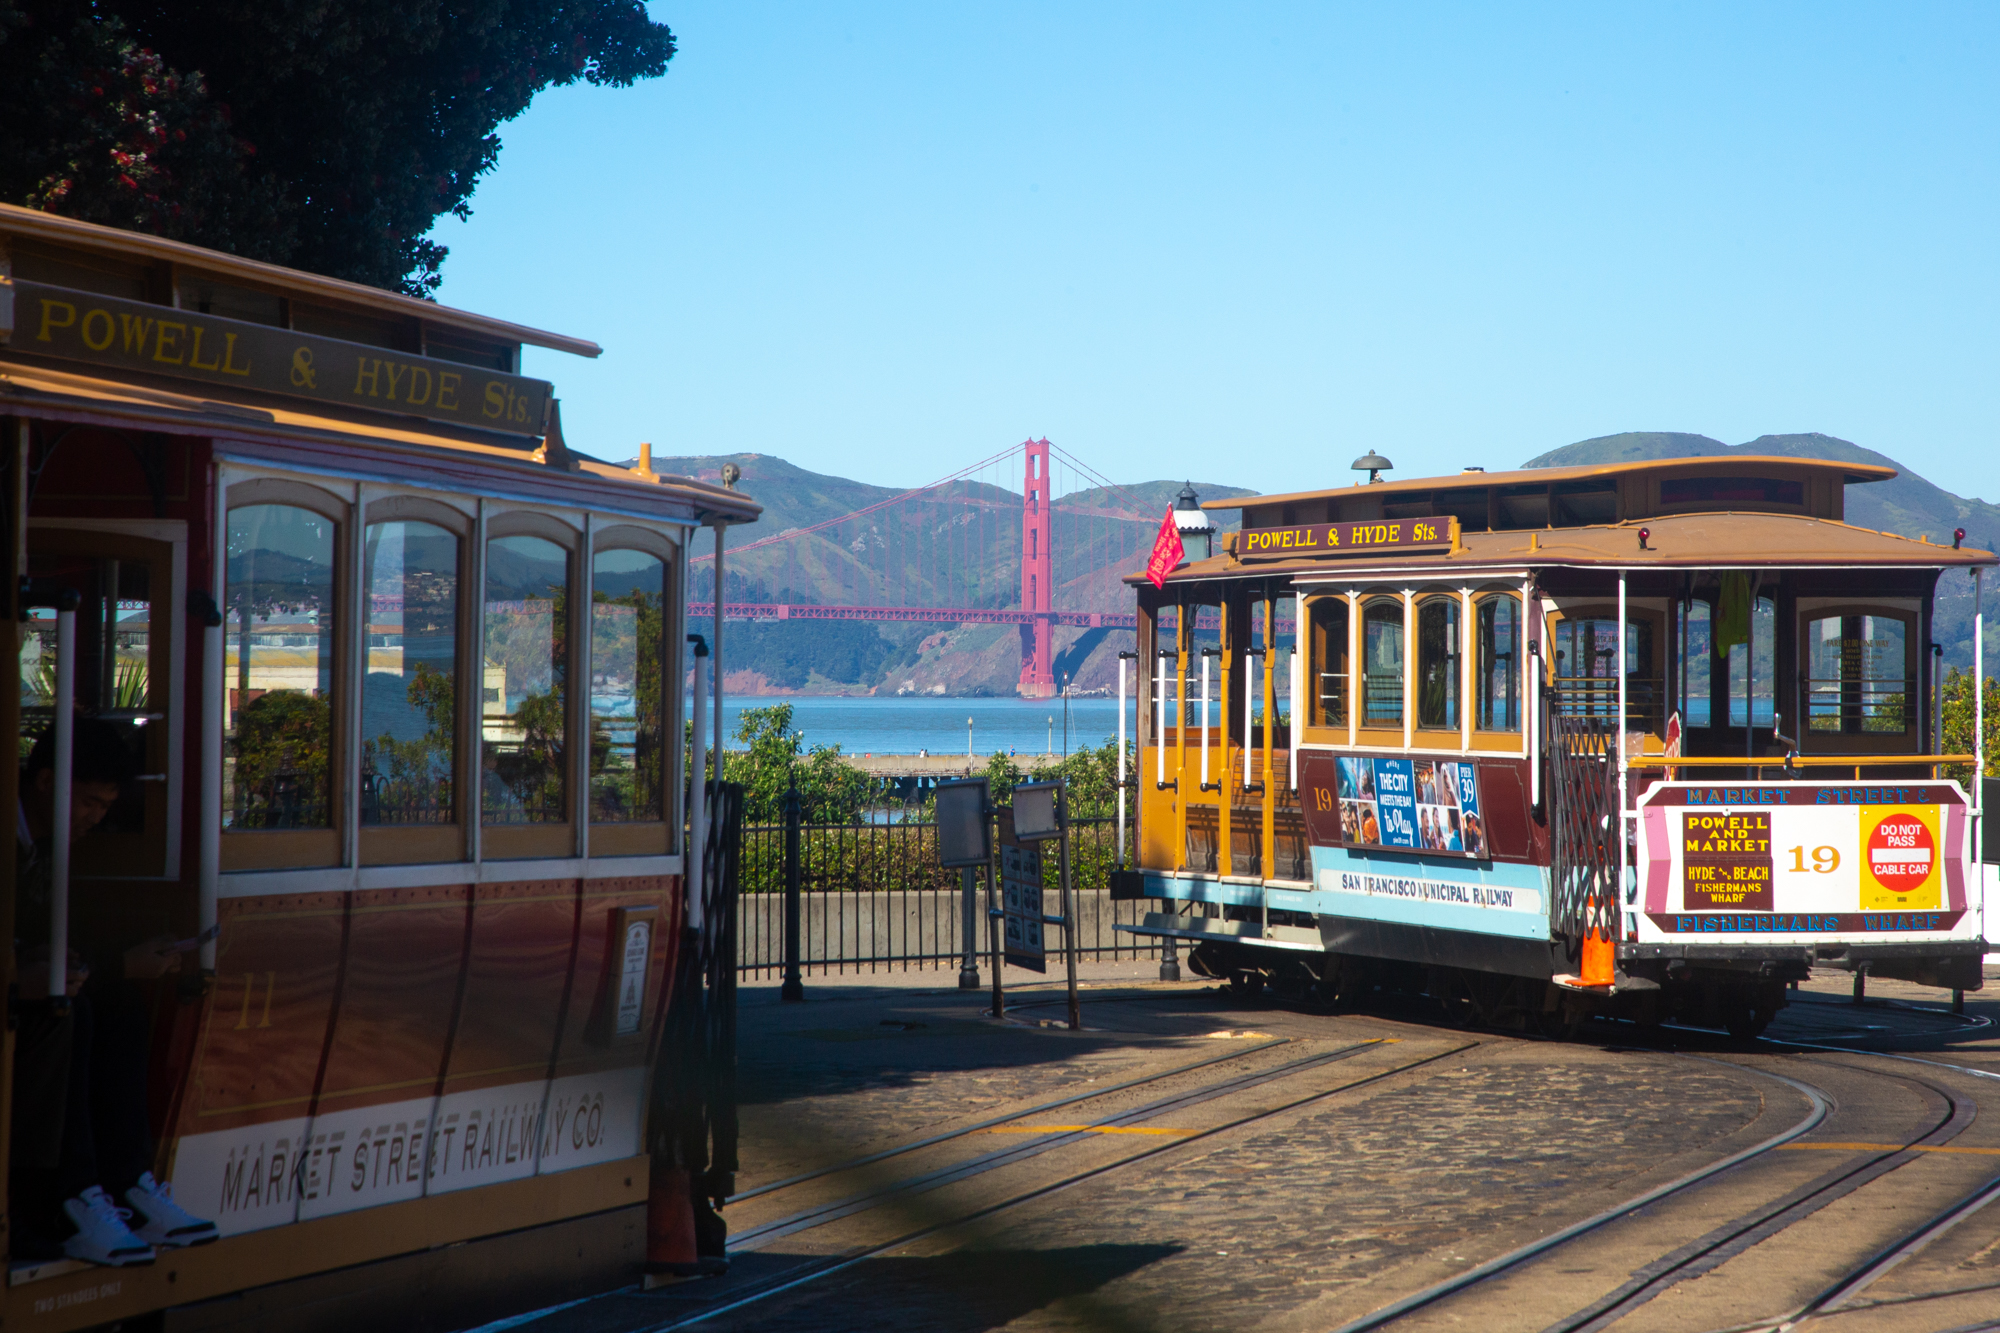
[54,993,99,1201]
[85,982,154,1195]
[8,1003,77,1259]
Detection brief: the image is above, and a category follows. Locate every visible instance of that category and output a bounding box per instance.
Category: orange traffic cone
[1580,896,1615,988]
[645,1160,700,1281]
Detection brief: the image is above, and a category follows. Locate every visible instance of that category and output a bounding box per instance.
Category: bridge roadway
[691,603,1301,631]
[460,963,2000,1333]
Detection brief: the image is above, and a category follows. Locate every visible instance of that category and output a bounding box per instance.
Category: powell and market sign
[2,280,551,440]
[1237,516,1458,560]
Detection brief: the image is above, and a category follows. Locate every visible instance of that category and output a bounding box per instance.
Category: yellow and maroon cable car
[1121,455,1990,1037]
[0,203,756,1328]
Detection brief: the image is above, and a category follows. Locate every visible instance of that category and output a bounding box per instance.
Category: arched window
[361,518,460,828]
[1417,597,1460,731]
[591,543,671,828]
[1308,596,1348,728]
[483,533,570,827]
[1362,598,1404,728]
[1476,595,1521,733]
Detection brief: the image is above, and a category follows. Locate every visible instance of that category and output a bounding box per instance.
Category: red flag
[1145,506,1186,589]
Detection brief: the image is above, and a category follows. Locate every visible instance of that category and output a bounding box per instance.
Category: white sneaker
[125,1172,219,1248]
[61,1186,156,1266]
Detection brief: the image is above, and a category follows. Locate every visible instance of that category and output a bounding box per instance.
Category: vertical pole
[988,810,1006,1018]
[958,863,979,989]
[713,525,726,792]
[202,472,227,975]
[1346,591,1359,750]
[50,596,76,997]
[1060,793,1080,1030]
[1156,649,1167,788]
[781,782,803,1002]
[1617,571,1630,938]
[1262,595,1277,880]
[1291,591,1304,791]
[1975,568,1984,953]
[1117,653,1129,867]
[688,637,709,933]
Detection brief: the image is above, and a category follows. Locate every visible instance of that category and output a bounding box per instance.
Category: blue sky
[431,3,2000,500]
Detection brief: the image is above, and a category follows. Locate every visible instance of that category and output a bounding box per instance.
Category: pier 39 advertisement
[1636,781,1978,940]
[1333,756,1489,858]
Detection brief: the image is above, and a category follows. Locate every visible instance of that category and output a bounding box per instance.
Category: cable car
[0,204,754,1328]
[1119,455,1990,1037]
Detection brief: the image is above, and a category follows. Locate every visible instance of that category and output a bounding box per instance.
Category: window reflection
[224,505,335,829]
[1476,597,1520,732]
[1362,600,1404,727]
[483,535,568,824]
[1805,612,1907,734]
[591,548,667,823]
[362,520,458,826]
[1417,598,1460,730]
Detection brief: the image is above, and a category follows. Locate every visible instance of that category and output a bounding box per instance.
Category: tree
[0,0,674,296]
[1940,667,2000,785]
[721,703,873,825]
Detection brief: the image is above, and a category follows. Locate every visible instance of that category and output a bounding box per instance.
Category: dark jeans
[10,984,154,1256]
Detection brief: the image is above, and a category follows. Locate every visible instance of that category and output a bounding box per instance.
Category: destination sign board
[4,280,551,440]
[1237,517,1455,560]
[1634,780,1976,941]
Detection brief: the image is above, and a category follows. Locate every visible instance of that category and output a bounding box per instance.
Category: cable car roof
[1201,455,1896,512]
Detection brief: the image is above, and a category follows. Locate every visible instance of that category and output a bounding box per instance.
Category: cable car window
[1680,599,1713,728]
[225,505,336,830]
[1417,597,1460,730]
[483,535,569,824]
[362,520,459,826]
[1308,596,1348,728]
[1805,612,1909,735]
[1554,615,1656,729]
[1362,599,1404,728]
[1660,476,1804,507]
[1725,597,1776,728]
[592,548,667,824]
[1476,596,1521,732]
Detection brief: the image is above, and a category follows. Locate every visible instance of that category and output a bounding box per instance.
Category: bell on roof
[1352,450,1394,484]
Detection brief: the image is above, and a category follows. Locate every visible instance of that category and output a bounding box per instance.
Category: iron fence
[735,816,1160,977]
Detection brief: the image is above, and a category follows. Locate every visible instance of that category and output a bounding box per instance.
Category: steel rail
[644,1042,1478,1330]
[724,1035,1290,1204]
[1327,1057,1833,1333]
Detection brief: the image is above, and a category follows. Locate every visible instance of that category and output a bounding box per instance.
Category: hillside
[644,451,1251,695]
[1525,432,1997,669]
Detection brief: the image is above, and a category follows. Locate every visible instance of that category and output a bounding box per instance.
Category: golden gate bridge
[688,437,1258,699]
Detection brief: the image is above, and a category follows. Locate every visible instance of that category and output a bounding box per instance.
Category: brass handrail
[1625,754,1975,770]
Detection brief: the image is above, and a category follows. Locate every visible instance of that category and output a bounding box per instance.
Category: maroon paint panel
[310,884,472,1119]
[1477,763,1538,863]
[178,892,347,1138]
[1297,752,1343,846]
[549,876,676,1079]
[440,879,582,1097]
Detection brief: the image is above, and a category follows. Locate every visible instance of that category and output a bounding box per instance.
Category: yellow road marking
[1779,1142,2000,1157]
[980,1125,1196,1136]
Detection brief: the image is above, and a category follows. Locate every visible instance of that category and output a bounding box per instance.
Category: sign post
[1013,780,1080,1030]
[935,778,992,992]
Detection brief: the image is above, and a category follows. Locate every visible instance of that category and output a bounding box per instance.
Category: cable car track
[643,1038,1481,1329]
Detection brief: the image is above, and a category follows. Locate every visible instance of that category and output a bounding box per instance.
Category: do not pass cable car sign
[1634,782,1972,941]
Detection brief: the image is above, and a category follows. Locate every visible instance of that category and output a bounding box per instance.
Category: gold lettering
[187,325,222,371]
[405,365,432,406]
[79,308,114,351]
[1327,527,1339,546]
[1387,523,1401,541]
[437,371,460,411]
[153,321,187,365]
[354,358,381,397]
[119,312,155,353]
[483,381,506,419]
[222,332,252,376]
[37,299,76,342]
[384,360,407,401]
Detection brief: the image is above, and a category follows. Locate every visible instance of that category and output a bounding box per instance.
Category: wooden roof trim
[1202,454,1898,511]
[0,203,601,359]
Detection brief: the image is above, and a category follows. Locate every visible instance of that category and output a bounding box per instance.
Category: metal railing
[735,815,1158,977]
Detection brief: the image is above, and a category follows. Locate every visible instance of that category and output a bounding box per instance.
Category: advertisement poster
[1636,782,1970,938]
[1334,756,1488,858]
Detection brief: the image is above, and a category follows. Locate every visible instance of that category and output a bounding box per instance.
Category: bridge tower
[1018,437,1056,698]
